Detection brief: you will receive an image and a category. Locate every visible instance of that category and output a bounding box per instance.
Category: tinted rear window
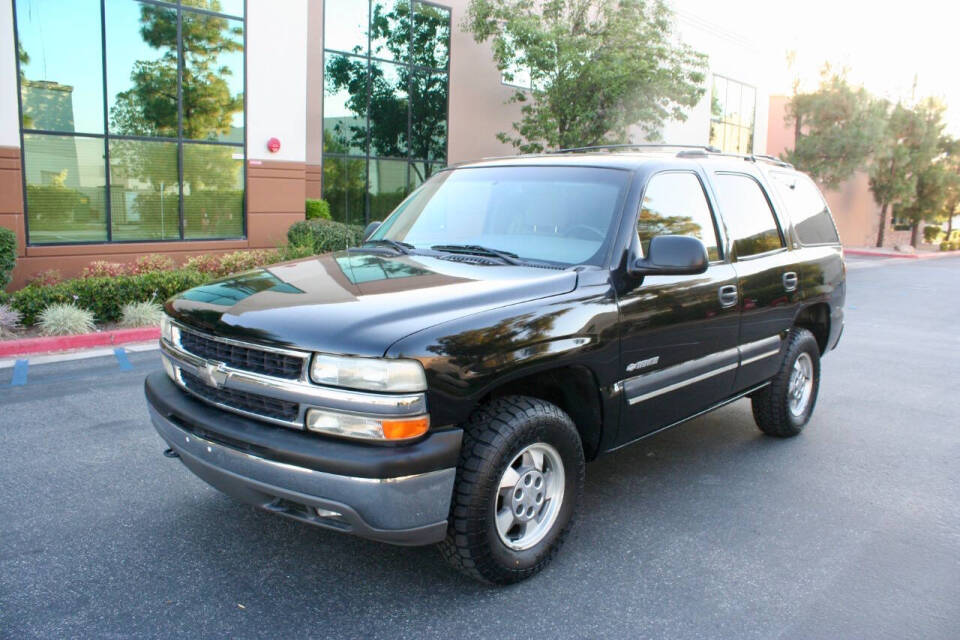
[770,172,840,245]
[712,173,785,258]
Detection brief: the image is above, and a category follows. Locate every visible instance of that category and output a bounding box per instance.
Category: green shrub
[9,268,211,325]
[942,241,959,251]
[38,303,96,336]
[287,218,364,254]
[183,253,222,275]
[120,300,164,328]
[0,227,15,291]
[305,199,332,220]
[923,225,942,244]
[29,269,63,287]
[131,254,175,275]
[82,261,129,278]
[217,249,278,276]
[0,303,21,337]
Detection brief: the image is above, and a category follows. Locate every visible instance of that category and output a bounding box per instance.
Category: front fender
[386,284,621,428]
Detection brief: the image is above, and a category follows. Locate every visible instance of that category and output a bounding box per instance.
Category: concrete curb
[844,248,960,260]
[0,327,160,358]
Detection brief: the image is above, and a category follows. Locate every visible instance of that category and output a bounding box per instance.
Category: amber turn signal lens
[381,416,430,440]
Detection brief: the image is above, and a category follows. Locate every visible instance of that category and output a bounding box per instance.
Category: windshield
[369,166,630,266]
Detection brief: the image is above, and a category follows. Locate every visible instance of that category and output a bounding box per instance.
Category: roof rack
[556,143,721,154]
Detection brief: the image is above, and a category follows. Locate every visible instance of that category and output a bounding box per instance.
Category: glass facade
[14,0,245,245]
[323,0,450,225]
[709,75,755,155]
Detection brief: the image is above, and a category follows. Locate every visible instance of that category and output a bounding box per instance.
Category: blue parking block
[11,359,28,386]
[113,348,134,371]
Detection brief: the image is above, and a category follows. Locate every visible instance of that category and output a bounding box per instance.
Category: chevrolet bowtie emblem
[200,362,229,389]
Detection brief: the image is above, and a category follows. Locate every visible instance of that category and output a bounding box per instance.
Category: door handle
[718,284,738,308]
[782,271,798,292]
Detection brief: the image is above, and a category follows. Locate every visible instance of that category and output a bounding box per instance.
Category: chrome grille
[179,328,305,380]
[180,371,300,422]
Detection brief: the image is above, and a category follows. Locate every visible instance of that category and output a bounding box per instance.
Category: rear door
[710,172,804,391]
[616,170,740,445]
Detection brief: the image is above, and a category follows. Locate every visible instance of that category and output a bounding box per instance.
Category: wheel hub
[788,352,814,416]
[510,469,545,522]
[494,442,565,551]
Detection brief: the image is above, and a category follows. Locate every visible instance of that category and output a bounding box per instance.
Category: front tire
[438,396,585,584]
[752,328,821,437]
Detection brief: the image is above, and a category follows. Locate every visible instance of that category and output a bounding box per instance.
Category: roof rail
[556,143,721,154]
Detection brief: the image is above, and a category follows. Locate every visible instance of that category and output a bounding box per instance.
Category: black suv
[146,146,845,584]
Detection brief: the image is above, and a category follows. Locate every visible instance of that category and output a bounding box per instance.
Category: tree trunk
[876,203,888,248]
[910,222,919,247]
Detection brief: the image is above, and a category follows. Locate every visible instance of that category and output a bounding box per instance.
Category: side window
[712,173,785,258]
[769,173,840,245]
[638,172,721,261]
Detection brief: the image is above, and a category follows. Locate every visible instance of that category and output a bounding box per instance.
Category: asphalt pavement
[1,256,958,639]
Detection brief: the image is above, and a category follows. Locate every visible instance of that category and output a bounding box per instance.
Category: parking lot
[2,256,958,639]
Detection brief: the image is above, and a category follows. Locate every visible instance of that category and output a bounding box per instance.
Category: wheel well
[484,365,604,460]
[794,303,831,354]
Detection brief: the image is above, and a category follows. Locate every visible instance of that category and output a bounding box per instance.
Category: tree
[869,99,945,247]
[898,104,950,246]
[783,68,886,189]
[462,0,707,152]
[868,103,920,248]
[939,138,960,241]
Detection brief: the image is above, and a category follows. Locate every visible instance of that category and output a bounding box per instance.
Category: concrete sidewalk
[844,246,960,260]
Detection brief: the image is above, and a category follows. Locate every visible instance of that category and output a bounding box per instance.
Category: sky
[673,0,960,135]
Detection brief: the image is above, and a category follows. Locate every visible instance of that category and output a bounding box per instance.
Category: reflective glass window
[710,75,755,154]
[15,0,245,245]
[183,143,244,239]
[16,0,104,134]
[106,0,178,138]
[369,159,408,221]
[23,134,108,244]
[325,0,369,55]
[368,61,408,158]
[412,2,449,70]
[324,157,368,227]
[109,139,180,240]
[324,53,369,155]
[322,0,450,225]
[181,11,244,142]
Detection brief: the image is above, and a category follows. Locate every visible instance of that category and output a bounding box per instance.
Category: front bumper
[146,372,461,546]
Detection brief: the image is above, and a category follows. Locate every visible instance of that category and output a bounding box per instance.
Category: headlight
[305,408,429,441]
[309,354,426,392]
[160,314,178,344]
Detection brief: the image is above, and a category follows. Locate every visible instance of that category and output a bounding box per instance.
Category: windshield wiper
[358,239,414,254]
[430,244,523,265]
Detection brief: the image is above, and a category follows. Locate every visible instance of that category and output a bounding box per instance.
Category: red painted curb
[844,249,919,259]
[844,248,960,260]
[0,327,160,358]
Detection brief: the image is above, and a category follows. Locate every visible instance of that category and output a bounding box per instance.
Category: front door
[616,170,741,445]
[709,171,804,391]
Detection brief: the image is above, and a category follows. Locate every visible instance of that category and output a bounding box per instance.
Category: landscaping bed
[0,218,365,344]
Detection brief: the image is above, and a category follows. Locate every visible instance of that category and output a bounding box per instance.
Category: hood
[166,250,578,356]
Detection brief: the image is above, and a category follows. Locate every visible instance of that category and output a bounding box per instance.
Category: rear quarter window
[770,173,840,245]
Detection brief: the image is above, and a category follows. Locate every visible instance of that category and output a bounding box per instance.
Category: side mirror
[629,235,709,277]
[362,221,382,241]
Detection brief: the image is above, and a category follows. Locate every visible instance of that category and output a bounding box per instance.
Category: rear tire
[438,396,585,584]
[752,328,821,438]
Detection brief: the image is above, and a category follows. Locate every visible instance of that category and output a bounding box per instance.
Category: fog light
[305,408,429,441]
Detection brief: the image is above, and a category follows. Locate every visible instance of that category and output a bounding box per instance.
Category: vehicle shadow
[133,398,808,636]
